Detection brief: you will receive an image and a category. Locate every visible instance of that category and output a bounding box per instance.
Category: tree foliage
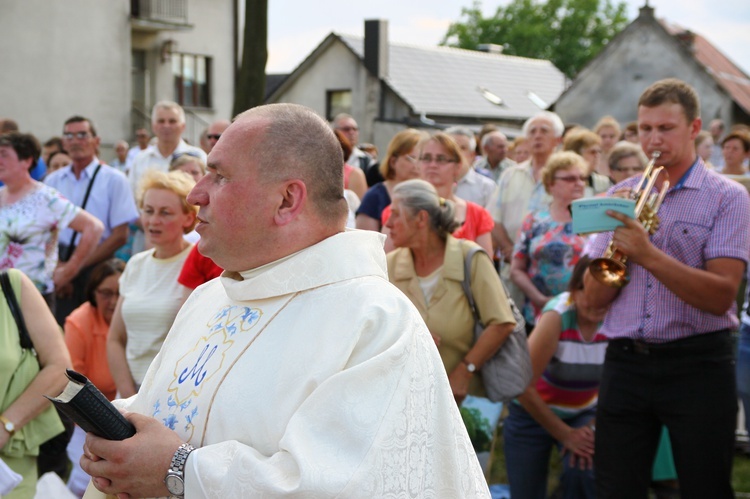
[442,0,629,79]
[233,0,268,115]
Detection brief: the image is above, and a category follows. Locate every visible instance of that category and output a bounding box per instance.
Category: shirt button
[646,314,651,318]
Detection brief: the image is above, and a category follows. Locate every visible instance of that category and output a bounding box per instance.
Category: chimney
[638,3,654,20]
[675,30,695,50]
[364,19,388,79]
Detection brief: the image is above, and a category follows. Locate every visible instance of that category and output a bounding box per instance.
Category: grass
[486,420,750,495]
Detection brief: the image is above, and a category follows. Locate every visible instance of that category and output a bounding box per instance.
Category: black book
[46,369,136,441]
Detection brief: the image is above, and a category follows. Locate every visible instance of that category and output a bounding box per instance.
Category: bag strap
[0,270,34,350]
[63,163,102,260]
[461,245,488,326]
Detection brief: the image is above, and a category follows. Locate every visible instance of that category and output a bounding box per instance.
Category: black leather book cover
[46,369,136,441]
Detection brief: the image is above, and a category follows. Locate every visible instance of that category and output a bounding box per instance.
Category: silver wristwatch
[164,443,195,498]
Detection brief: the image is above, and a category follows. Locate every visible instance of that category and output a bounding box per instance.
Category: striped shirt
[534,292,608,418]
[587,158,750,342]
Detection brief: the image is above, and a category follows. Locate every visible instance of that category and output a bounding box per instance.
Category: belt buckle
[633,341,650,355]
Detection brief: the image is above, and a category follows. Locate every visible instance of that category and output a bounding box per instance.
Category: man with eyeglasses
[44,116,139,325]
[205,119,230,153]
[332,113,381,186]
[128,101,207,195]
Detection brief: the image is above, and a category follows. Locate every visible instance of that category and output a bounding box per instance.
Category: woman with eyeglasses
[608,141,647,185]
[107,171,197,399]
[382,133,494,255]
[355,129,424,231]
[562,128,611,197]
[510,152,587,333]
[63,258,125,497]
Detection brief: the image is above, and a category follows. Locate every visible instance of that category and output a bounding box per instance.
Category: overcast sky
[266,0,750,77]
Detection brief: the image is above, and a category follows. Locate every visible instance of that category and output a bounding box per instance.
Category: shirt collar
[672,156,703,191]
[62,157,100,180]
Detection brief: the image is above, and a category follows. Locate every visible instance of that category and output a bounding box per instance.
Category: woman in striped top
[503,255,609,499]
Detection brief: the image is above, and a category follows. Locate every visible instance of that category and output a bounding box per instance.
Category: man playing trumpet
[585,78,750,498]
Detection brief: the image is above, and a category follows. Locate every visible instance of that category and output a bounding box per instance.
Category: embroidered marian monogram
[153,305,262,439]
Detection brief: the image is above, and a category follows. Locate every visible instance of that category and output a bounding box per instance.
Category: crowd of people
[1,77,750,498]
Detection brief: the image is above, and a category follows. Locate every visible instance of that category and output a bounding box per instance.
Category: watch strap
[170,443,195,474]
[0,414,15,435]
[462,360,477,373]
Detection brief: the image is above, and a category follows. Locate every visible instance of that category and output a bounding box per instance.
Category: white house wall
[0,0,131,148]
[269,41,378,140]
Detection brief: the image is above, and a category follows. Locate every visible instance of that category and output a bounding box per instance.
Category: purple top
[586,158,750,343]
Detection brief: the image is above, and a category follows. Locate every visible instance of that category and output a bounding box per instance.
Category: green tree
[442,0,629,78]
[233,0,268,115]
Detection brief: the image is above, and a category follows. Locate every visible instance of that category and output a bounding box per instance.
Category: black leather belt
[609,329,731,357]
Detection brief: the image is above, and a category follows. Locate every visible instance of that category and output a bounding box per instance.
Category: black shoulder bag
[60,163,101,262]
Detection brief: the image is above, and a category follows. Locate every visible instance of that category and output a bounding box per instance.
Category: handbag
[0,270,71,476]
[460,245,532,403]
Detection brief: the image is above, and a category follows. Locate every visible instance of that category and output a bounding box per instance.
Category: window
[326,90,352,121]
[173,53,212,108]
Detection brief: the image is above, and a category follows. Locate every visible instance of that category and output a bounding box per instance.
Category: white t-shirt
[119,244,192,384]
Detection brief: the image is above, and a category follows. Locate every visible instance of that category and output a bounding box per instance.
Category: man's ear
[274,179,307,226]
[689,117,702,141]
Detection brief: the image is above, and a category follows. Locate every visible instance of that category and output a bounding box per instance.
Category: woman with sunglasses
[63,258,125,497]
[510,152,587,333]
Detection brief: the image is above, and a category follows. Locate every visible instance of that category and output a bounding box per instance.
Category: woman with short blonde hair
[511,151,587,332]
[108,171,197,398]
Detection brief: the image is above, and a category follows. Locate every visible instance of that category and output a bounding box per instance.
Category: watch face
[4,421,13,433]
[165,474,185,496]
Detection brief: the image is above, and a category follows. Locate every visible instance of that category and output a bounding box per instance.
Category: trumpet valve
[647,218,660,235]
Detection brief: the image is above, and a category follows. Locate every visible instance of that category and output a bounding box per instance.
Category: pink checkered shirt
[586,159,750,343]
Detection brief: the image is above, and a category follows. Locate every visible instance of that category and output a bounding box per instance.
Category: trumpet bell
[589,257,630,288]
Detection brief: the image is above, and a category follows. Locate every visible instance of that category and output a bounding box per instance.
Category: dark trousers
[595,331,736,498]
[54,243,93,326]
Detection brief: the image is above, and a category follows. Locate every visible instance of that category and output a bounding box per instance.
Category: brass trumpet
[589,151,670,288]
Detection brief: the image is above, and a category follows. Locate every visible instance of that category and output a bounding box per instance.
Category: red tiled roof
[663,21,750,115]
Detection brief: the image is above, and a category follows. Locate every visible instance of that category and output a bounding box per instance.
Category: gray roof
[339,34,567,121]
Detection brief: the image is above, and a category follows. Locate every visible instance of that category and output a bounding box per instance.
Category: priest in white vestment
[80,103,489,498]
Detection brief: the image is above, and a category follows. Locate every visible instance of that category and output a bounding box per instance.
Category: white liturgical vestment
[117,230,489,498]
